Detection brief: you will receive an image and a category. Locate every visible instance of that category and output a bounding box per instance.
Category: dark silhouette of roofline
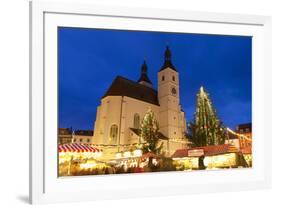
[102,76,159,106]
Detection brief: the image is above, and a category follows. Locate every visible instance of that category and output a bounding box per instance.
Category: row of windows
[239,128,250,133]
[73,138,91,143]
[162,75,176,81]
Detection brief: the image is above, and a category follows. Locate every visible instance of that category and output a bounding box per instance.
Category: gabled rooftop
[102,76,159,106]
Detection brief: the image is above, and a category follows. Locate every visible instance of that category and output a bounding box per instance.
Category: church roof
[137,73,152,84]
[74,130,93,136]
[102,76,159,106]
[129,128,168,140]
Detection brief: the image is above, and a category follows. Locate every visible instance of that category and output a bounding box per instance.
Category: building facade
[93,47,188,156]
[225,130,240,150]
[58,128,73,144]
[236,123,252,149]
[72,130,94,145]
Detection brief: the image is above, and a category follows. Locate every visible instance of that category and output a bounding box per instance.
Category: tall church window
[162,75,165,81]
[109,124,118,144]
[133,113,140,129]
[172,76,175,81]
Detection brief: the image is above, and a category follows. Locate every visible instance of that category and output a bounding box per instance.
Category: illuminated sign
[188,149,204,157]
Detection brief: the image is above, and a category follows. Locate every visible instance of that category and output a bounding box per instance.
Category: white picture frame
[30,1,272,204]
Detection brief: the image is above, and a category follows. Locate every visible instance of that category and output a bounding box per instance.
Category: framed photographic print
[30,1,272,204]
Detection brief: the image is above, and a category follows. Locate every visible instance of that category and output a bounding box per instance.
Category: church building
[92,47,189,156]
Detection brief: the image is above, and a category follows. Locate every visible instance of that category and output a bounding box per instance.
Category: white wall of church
[93,96,123,144]
[121,96,160,144]
[93,95,160,145]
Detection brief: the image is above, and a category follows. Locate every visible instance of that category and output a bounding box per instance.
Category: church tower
[158,46,185,149]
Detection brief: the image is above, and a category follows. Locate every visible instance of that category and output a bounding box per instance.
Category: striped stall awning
[58,143,102,153]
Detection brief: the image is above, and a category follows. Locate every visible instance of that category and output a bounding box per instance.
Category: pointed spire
[141,60,148,74]
[159,46,177,72]
[138,60,152,87]
[165,46,172,61]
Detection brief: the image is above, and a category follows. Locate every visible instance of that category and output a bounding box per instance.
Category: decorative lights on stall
[168,138,190,143]
[124,151,131,158]
[226,127,252,141]
[58,143,103,164]
[114,149,143,159]
[133,149,142,157]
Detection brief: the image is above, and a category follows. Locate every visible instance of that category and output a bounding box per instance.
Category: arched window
[109,124,118,144]
[162,75,165,81]
[172,76,175,81]
[133,113,140,129]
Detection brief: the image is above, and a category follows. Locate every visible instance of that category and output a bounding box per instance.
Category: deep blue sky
[58,27,252,130]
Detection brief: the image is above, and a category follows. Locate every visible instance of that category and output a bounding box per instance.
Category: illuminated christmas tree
[188,86,227,147]
[140,109,163,154]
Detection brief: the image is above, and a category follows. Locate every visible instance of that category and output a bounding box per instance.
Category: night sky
[58,27,252,130]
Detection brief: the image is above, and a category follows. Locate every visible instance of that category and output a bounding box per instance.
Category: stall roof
[58,143,102,153]
[172,144,239,158]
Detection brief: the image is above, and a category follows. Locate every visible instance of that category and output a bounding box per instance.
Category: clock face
[171,87,177,95]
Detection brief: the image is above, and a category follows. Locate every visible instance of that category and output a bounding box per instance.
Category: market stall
[171,144,246,170]
[58,143,103,176]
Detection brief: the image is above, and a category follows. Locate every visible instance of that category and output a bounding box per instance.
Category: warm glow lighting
[152,159,158,165]
[59,152,66,157]
[133,149,142,157]
[203,157,210,167]
[203,153,236,168]
[173,153,239,170]
[115,152,122,159]
[97,151,103,158]
[226,127,252,141]
[80,162,97,169]
[124,151,131,158]
[191,158,198,167]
